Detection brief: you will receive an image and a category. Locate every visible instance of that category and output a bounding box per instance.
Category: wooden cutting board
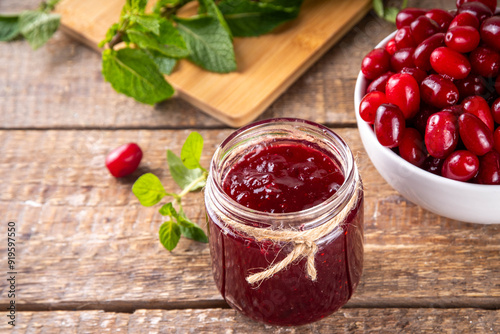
[55,0,372,127]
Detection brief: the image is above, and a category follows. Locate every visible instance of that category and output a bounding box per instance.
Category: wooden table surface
[1,0,499,332]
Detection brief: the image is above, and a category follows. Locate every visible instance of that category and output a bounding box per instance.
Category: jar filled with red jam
[204,118,363,326]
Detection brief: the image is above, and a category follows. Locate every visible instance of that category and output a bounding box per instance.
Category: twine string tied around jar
[217,178,361,285]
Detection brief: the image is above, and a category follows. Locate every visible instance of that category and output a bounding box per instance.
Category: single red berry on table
[385,73,420,119]
[441,150,480,181]
[462,95,495,131]
[420,74,460,109]
[425,111,460,159]
[476,150,500,184]
[458,113,494,155]
[374,103,406,148]
[449,11,480,29]
[105,143,143,178]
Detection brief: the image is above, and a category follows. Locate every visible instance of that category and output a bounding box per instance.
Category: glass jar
[204,118,363,326]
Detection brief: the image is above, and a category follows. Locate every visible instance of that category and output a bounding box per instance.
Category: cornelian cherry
[430,46,471,79]
[449,12,480,29]
[480,16,500,51]
[420,74,459,109]
[413,33,445,71]
[385,73,420,119]
[491,97,500,124]
[425,9,454,31]
[366,71,394,93]
[374,104,406,148]
[441,150,480,181]
[445,26,481,53]
[456,0,497,13]
[396,8,427,29]
[476,150,500,184]
[458,113,494,156]
[461,95,495,131]
[361,48,391,80]
[359,91,388,124]
[105,143,143,178]
[425,111,459,159]
[494,127,500,152]
[399,127,427,167]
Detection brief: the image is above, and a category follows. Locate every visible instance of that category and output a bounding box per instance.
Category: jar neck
[206,118,359,231]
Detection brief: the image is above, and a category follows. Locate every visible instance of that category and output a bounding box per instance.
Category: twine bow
[215,178,361,285]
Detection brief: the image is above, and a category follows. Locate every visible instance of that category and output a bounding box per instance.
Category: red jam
[207,138,364,326]
[223,143,345,213]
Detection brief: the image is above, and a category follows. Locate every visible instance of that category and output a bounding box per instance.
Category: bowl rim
[355,30,500,193]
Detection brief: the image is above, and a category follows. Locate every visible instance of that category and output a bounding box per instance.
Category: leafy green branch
[372,0,408,23]
[132,132,209,251]
[0,0,61,49]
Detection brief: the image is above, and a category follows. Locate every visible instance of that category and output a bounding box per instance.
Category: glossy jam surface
[222,143,345,213]
[208,142,363,326]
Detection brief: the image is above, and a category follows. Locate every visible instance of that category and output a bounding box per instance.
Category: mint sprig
[372,0,407,23]
[132,132,209,251]
[0,0,61,49]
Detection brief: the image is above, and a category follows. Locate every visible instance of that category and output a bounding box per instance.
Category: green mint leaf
[128,28,189,58]
[175,16,236,73]
[0,14,20,41]
[372,0,384,18]
[154,0,181,14]
[159,202,179,218]
[179,216,208,243]
[99,22,119,48]
[131,14,160,35]
[401,0,408,9]
[181,132,204,169]
[127,0,148,12]
[18,10,60,50]
[132,173,168,206]
[102,48,174,105]
[159,221,181,251]
[384,7,399,24]
[144,49,177,74]
[198,0,232,36]
[167,150,206,191]
[218,0,301,37]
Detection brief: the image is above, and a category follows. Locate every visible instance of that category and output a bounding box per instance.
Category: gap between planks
[3,297,499,314]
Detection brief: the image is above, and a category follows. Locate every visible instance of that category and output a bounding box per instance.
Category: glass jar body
[204,118,364,326]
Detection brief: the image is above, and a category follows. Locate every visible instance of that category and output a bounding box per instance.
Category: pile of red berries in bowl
[354,0,500,224]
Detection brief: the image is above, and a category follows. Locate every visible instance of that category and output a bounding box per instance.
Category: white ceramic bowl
[354,31,500,224]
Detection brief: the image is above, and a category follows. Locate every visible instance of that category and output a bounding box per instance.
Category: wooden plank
[54,0,372,127]
[1,129,499,308]
[1,308,499,333]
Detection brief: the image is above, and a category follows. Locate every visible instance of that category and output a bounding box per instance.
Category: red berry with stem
[105,143,143,178]
[359,91,388,124]
[430,46,471,80]
[399,127,427,167]
[441,150,480,181]
[420,74,460,109]
[458,113,494,155]
[361,48,391,80]
[374,103,406,148]
[425,111,459,159]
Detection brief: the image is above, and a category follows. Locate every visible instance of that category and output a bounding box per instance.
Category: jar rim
[206,118,359,229]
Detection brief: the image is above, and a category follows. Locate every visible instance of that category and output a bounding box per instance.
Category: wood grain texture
[1,129,498,309]
[1,0,452,129]
[0,308,499,333]
[55,0,372,127]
